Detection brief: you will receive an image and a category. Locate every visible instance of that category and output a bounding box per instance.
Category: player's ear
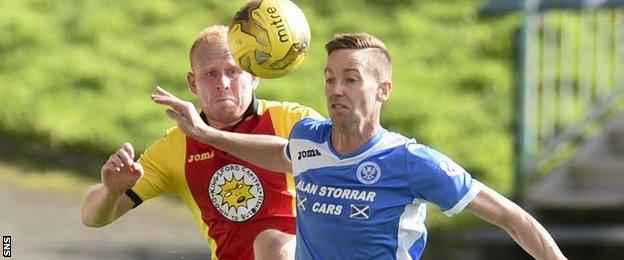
[377,81,392,102]
[187,72,198,94]
[251,75,259,91]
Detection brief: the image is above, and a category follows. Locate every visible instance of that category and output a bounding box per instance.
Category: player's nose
[215,72,231,90]
[326,83,344,97]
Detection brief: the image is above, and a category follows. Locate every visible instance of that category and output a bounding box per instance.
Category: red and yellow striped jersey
[128,99,322,260]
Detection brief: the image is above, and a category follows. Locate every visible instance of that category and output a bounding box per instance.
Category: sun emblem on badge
[209,164,264,222]
[218,176,256,210]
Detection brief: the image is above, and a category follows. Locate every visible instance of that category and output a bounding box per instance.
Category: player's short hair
[325,33,392,81]
[189,25,229,69]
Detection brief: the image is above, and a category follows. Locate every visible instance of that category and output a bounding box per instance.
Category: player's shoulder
[140,126,187,161]
[149,126,187,147]
[404,140,429,158]
[289,117,331,143]
[258,99,317,115]
[163,126,185,139]
[403,140,455,171]
[404,139,433,156]
[377,130,411,149]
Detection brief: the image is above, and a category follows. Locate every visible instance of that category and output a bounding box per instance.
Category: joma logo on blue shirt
[297,149,321,160]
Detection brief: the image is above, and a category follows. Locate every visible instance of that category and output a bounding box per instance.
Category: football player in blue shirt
[152,33,566,260]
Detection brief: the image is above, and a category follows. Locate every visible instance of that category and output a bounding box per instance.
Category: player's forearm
[80,184,124,227]
[197,128,292,173]
[504,209,566,260]
[467,187,566,259]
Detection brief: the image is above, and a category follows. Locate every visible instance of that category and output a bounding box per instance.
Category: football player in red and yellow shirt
[80,25,322,260]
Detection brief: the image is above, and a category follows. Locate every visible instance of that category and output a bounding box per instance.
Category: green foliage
[0,0,520,195]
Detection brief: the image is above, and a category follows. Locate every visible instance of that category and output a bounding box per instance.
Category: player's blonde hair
[325,33,392,82]
[189,25,229,68]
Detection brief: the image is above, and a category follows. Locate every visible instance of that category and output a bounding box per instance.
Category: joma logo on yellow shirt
[187,151,215,163]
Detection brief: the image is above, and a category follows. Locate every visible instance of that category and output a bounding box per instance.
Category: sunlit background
[1,0,622,259]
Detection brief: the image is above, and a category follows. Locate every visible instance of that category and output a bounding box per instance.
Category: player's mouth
[214,98,235,104]
[330,104,348,110]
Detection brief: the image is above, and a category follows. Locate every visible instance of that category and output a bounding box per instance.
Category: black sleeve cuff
[125,189,143,209]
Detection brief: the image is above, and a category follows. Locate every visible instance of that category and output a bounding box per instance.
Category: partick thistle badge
[209,164,264,222]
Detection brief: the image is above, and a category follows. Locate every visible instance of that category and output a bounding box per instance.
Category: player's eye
[227,68,240,77]
[325,78,334,85]
[207,70,217,77]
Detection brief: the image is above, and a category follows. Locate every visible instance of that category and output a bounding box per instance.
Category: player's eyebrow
[324,62,364,74]
[343,68,361,74]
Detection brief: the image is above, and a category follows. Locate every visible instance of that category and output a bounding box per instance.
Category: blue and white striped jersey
[284,118,483,259]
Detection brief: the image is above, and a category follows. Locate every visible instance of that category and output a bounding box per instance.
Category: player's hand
[151,86,216,140]
[100,142,143,196]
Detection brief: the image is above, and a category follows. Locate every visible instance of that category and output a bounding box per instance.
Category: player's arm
[466,186,566,260]
[81,143,143,227]
[408,145,565,259]
[151,86,292,173]
[81,184,135,227]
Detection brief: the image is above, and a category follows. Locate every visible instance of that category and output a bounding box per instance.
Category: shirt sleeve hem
[283,143,292,162]
[125,189,144,209]
[443,181,484,217]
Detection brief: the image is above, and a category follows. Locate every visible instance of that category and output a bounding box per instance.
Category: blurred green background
[0,0,522,241]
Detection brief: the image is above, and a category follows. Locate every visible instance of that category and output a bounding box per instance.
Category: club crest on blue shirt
[440,158,464,176]
[356,161,381,185]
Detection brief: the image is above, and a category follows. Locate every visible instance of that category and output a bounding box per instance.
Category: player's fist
[100,142,143,195]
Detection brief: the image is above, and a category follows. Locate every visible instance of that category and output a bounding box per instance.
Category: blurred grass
[0,162,93,196]
[0,162,191,218]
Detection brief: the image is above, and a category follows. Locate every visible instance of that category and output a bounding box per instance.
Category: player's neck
[200,112,244,130]
[331,120,379,155]
[209,119,242,130]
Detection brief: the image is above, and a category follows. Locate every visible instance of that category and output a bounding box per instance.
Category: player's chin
[329,112,352,123]
[210,101,239,113]
[212,108,243,121]
[212,99,237,107]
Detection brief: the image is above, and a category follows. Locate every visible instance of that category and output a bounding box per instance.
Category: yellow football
[228,0,311,79]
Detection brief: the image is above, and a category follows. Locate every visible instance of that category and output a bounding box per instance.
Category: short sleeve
[405,142,483,217]
[284,117,311,162]
[129,128,181,206]
[283,117,327,162]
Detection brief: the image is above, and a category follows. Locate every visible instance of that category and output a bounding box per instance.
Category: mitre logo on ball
[228,0,311,79]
